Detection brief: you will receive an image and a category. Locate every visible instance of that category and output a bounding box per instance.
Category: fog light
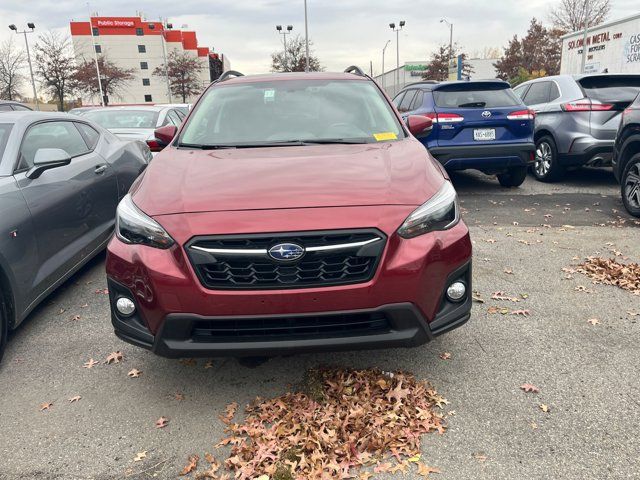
[446,281,466,302]
[116,297,136,316]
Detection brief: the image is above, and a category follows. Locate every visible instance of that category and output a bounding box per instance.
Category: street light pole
[160,19,173,103]
[382,39,390,91]
[86,7,105,107]
[9,23,39,110]
[389,21,405,96]
[440,18,453,67]
[304,0,310,72]
[276,25,293,71]
[580,1,591,73]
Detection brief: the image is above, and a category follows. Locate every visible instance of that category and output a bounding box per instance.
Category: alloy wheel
[624,162,640,209]
[535,142,552,177]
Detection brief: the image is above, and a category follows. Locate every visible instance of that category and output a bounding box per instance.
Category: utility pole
[389,21,405,95]
[580,1,591,73]
[276,25,293,71]
[304,0,310,72]
[382,39,390,91]
[8,23,39,110]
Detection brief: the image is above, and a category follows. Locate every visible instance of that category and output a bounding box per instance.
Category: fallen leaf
[70,315,81,321]
[179,454,199,476]
[179,358,197,367]
[539,404,549,413]
[484,238,497,244]
[504,268,513,275]
[80,303,89,309]
[511,309,531,316]
[155,416,169,428]
[83,358,99,369]
[439,352,452,360]
[587,318,600,325]
[105,351,123,364]
[128,368,142,378]
[40,402,53,411]
[417,462,441,477]
[94,288,109,295]
[473,452,488,462]
[133,451,147,462]
[204,360,214,369]
[520,383,539,393]
[68,395,82,403]
[220,402,238,424]
[174,392,185,401]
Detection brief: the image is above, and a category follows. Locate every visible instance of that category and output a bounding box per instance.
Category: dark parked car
[612,92,640,217]
[392,80,535,187]
[514,74,640,182]
[106,68,472,359]
[0,100,33,112]
[0,112,151,361]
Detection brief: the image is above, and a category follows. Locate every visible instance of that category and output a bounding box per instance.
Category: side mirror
[406,115,433,138]
[154,125,177,147]
[26,148,72,179]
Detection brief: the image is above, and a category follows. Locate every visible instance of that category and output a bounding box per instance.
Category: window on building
[136,28,144,36]
[138,45,146,53]
[140,61,148,70]
[142,78,150,86]
[94,44,102,54]
[144,94,153,102]
[92,27,99,36]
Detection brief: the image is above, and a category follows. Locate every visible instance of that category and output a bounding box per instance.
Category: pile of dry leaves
[212,367,446,479]
[576,257,640,295]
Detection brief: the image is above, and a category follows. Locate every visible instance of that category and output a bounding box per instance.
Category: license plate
[474,128,496,141]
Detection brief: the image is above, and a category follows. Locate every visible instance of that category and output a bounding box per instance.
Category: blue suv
[393,80,535,187]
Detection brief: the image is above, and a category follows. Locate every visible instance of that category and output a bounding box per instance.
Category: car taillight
[146,139,163,152]
[507,109,535,120]
[561,99,613,112]
[423,112,464,123]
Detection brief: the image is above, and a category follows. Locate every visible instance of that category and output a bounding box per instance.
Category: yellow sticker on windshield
[373,132,397,141]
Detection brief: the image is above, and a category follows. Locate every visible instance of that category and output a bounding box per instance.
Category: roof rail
[344,65,366,77]
[218,70,244,82]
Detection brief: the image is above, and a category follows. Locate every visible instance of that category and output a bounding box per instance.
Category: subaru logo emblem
[482,110,492,118]
[268,243,305,262]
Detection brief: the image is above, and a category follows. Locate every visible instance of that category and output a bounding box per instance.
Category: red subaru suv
[106,68,472,358]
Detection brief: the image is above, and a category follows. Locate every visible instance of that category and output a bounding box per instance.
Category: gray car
[514,74,640,182]
[0,112,151,361]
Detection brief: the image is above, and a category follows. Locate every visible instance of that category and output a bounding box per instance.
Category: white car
[82,106,186,154]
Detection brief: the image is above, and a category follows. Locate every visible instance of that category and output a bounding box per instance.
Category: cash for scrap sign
[624,33,640,64]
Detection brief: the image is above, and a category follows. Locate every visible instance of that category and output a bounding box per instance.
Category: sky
[1,0,639,79]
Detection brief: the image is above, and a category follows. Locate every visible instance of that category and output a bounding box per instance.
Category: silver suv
[514,74,640,182]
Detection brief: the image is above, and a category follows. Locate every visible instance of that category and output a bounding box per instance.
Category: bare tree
[271,35,322,72]
[154,50,203,102]
[34,31,76,111]
[0,37,26,100]
[549,0,611,33]
[74,57,134,105]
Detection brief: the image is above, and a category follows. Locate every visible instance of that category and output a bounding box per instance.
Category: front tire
[497,166,528,187]
[621,153,640,217]
[533,136,565,182]
[0,290,7,363]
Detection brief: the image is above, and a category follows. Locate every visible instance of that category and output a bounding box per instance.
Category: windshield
[83,110,159,129]
[433,87,520,108]
[179,79,404,147]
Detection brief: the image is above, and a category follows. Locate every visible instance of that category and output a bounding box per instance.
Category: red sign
[96,19,135,28]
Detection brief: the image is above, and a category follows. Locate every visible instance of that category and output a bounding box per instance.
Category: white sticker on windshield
[264,89,275,102]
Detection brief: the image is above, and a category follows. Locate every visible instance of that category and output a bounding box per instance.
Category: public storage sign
[561,13,640,74]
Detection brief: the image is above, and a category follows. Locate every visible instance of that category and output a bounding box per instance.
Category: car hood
[132,140,445,216]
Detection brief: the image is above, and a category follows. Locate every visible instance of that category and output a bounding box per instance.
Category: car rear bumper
[428,142,535,172]
[105,208,472,357]
[559,139,615,167]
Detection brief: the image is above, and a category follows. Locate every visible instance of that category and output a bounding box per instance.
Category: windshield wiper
[269,138,369,145]
[177,139,369,149]
[176,143,238,149]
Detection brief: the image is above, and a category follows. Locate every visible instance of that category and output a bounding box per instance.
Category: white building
[560,12,640,74]
[70,16,230,105]
[374,59,499,97]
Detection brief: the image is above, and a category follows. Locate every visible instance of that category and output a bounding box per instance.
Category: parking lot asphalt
[1,169,639,480]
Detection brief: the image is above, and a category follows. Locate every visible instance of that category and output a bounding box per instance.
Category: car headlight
[398,181,459,238]
[116,194,174,248]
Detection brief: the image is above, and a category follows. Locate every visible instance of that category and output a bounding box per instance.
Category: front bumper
[428,142,535,173]
[106,207,472,357]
